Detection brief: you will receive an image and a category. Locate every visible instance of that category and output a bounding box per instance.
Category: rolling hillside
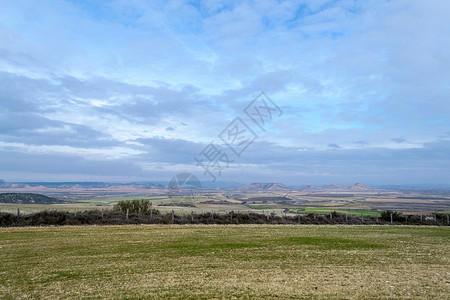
[0,193,62,204]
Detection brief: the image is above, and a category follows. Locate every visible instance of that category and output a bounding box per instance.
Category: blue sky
[0,0,449,185]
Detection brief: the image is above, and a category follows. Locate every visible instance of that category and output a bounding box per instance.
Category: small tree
[113,199,159,215]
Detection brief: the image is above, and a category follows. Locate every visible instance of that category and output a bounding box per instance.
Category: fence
[1,209,449,226]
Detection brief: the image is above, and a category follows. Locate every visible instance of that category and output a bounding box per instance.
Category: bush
[113,199,160,215]
[27,211,68,226]
[380,210,405,222]
[434,213,447,220]
[0,212,16,226]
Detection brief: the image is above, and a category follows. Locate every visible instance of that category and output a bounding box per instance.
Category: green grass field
[0,225,448,299]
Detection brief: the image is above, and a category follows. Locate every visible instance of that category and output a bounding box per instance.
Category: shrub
[434,213,447,220]
[0,212,15,226]
[380,210,405,222]
[27,211,68,226]
[113,199,160,215]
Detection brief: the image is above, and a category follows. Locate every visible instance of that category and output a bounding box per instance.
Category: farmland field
[0,225,448,299]
[2,182,450,218]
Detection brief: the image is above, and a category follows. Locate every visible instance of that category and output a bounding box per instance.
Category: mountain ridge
[239,183,288,190]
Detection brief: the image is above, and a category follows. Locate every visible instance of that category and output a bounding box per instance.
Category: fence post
[345,213,348,223]
[230,211,233,220]
[330,212,332,220]
[313,212,316,219]
[298,212,300,224]
[376,212,378,223]
[420,214,422,223]
[74,210,77,217]
[447,214,449,225]
[150,209,152,221]
[211,210,214,220]
[361,213,364,223]
[17,208,20,219]
[191,211,194,222]
[101,208,104,219]
[434,214,437,224]
[126,209,129,221]
[390,213,393,224]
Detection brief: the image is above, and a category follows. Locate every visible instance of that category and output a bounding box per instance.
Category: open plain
[0,225,448,299]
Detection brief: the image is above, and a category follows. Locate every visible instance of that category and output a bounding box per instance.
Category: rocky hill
[345,183,373,191]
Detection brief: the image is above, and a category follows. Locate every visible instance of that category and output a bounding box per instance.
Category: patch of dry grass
[0,225,448,299]
[0,203,96,215]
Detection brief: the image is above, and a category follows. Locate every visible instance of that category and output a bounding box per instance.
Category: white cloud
[0,0,449,184]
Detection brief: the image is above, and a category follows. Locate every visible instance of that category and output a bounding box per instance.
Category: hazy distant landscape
[1,180,449,217]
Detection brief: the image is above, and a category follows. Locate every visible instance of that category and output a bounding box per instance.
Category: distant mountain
[298,183,377,192]
[0,180,28,189]
[0,181,166,190]
[345,183,373,191]
[323,184,343,189]
[198,181,244,189]
[0,193,62,204]
[239,183,288,190]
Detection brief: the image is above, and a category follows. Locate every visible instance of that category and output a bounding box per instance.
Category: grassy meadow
[0,225,448,299]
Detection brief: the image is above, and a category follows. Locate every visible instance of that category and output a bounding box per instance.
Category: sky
[0,0,449,186]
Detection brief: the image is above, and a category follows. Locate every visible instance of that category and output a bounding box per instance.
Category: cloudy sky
[0,0,449,185]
